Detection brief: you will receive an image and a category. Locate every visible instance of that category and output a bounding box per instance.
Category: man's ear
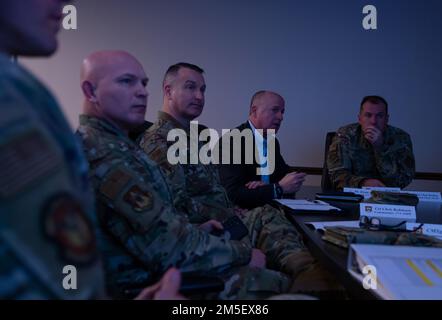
[164,84,172,99]
[250,105,257,117]
[81,81,98,103]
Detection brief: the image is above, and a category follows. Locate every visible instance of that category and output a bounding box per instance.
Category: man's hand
[249,249,266,269]
[135,268,186,300]
[363,126,383,149]
[361,178,385,187]
[245,180,267,189]
[198,219,224,233]
[278,172,306,194]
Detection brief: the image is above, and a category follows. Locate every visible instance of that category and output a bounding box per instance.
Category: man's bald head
[81,50,145,86]
[249,91,284,114]
[249,90,285,133]
[80,50,149,134]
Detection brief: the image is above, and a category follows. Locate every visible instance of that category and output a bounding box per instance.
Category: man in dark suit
[219,90,306,209]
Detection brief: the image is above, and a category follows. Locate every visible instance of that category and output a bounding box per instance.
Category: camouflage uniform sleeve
[0,77,105,299]
[327,132,366,189]
[141,131,212,220]
[90,155,251,275]
[373,131,415,188]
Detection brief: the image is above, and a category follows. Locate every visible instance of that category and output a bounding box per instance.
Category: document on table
[276,199,341,212]
[348,244,442,300]
[306,220,360,231]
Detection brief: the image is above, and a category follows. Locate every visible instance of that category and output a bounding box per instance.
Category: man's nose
[195,90,204,101]
[277,111,284,121]
[136,84,148,98]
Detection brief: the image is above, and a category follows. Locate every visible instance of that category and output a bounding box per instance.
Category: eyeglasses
[359,215,408,231]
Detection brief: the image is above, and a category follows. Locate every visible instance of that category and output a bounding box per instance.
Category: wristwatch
[274,183,284,199]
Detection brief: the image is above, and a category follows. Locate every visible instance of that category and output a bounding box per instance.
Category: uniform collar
[79,114,129,140]
[157,111,189,131]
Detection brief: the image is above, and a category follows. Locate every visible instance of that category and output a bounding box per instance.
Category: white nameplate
[343,187,372,199]
[359,203,416,226]
[406,223,442,240]
[362,186,401,192]
[400,191,442,202]
[345,187,442,203]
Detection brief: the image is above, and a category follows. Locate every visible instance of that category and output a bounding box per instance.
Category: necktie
[261,139,270,184]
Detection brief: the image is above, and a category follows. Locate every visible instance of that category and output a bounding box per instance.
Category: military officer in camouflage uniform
[0,0,106,299]
[141,63,341,293]
[327,95,415,190]
[77,51,292,299]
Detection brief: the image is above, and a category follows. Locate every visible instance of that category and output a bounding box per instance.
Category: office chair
[321,132,336,191]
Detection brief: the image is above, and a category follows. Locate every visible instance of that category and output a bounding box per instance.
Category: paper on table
[276,199,341,211]
[348,244,442,300]
[362,186,401,191]
[306,220,360,231]
[343,187,371,199]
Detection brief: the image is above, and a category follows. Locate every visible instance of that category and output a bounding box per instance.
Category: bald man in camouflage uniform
[141,63,341,293]
[327,96,415,190]
[77,51,292,299]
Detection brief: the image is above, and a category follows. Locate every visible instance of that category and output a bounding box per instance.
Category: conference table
[275,186,442,299]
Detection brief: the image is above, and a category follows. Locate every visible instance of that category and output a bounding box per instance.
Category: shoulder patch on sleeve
[123,185,154,212]
[149,147,174,176]
[149,146,167,163]
[0,129,62,198]
[99,169,132,200]
[336,131,350,145]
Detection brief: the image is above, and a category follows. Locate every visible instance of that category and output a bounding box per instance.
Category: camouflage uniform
[327,123,415,190]
[77,114,291,299]
[0,54,105,299]
[140,112,311,276]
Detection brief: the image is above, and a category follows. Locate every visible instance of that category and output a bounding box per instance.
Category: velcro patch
[0,130,61,198]
[99,169,132,200]
[123,185,153,212]
[43,194,97,265]
[150,148,173,175]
